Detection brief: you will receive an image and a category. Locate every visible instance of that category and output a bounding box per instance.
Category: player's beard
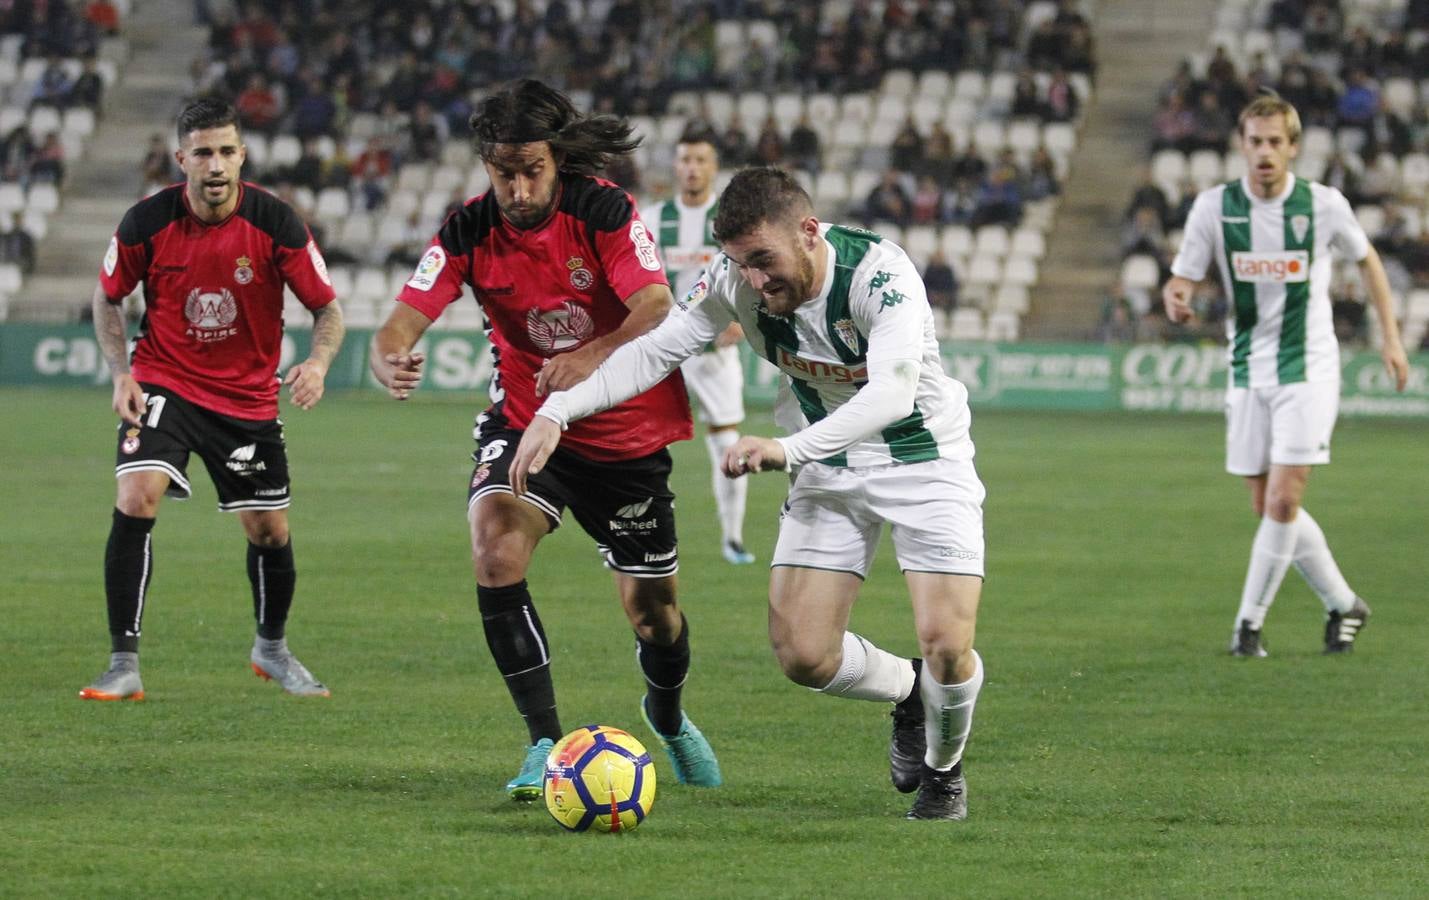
[760,250,817,316]
[500,192,558,230]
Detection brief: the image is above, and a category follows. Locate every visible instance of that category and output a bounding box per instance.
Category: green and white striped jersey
[1171,174,1369,388]
[642,196,719,300]
[540,223,974,469]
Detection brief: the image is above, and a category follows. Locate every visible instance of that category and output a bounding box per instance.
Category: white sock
[816,632,916,703]
[706,430,747,545]
[1235,516,1298,631]
[921,650,983,771]
[1291,509,1357,613]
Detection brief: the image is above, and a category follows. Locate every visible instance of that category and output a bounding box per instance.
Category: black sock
[105,509,155,654]
[478,580,561,743]
[897,657,924,712]
[248,540,296,640]
[637,614,690,736]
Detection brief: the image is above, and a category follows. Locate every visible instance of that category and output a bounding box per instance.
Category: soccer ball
[543,725,656,833]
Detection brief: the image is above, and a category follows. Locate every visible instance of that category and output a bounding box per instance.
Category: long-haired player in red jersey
[371,79,722,799]
[81,98,345,702]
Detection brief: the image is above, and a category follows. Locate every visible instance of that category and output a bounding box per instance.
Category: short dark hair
[176,97,239,142]
[470,78,640,176]
[677,120,720,150]
[711,167,813,244]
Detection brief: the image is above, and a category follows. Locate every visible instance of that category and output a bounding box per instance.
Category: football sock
[104,509,155,654]
[248,540,296,641]
[1291,508,1357,614]
[636,613,690,736]
[478,580,562,743]
[1234,515,1297,631]
[706,430,747,545]
[921,649,983,771]
[816,632,917,703]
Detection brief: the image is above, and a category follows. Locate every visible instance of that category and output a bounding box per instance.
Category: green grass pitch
[2,387,1426,897]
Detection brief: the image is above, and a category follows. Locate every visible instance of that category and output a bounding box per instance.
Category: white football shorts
[771,456,986,578]
[679,344,745,428]
[1225,379,1339,475]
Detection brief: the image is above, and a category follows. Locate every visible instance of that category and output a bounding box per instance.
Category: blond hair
[1237,95,1302,144]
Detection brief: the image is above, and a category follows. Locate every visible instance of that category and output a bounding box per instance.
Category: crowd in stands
[1118,0,1429,349]
[179,0,1094,331]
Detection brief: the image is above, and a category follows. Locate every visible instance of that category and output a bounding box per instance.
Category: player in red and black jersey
[372,79,722,797]
[80,98,345,702]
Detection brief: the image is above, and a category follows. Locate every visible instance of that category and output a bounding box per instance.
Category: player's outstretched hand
[536,346,599,395]
[1161,276,1196,324]
[377,352,426,400]
[510,417,563,497]
[1382,338,1410,392]
[722,435,786,478]
[284,359,329,410]
[112,372,144,426]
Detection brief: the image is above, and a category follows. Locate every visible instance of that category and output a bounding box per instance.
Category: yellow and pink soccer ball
[543,725,656,833]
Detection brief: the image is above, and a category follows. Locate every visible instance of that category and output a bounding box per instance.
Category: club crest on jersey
[121,427,140,455]
[184,287,239,342]
[1290,214,1310,244]
[526,300,595,353]
[566,256,594,291]
[234,255,253,285]
[629,220,662,271]
[408,246,446,291]
[307,240,332,286]
[833,318,859,354]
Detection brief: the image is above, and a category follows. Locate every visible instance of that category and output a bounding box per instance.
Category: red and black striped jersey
[100,183,337,420]
[398,173,691,461]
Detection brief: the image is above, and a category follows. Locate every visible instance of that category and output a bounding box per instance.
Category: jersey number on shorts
[479,439,507,463]
[144,394,167,428]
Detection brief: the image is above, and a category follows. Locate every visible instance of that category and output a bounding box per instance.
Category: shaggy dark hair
[176,97,239,142]
[470,79,641,175]
[711,167,813,243]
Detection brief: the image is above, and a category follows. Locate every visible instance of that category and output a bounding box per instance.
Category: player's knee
[769,636,837,688]
[242,516,289,547]
[1263,494,1300,523]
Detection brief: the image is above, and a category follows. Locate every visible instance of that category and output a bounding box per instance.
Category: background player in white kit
[1162,93,1409,657]
[644,123,754,564]
[512,167,988,821]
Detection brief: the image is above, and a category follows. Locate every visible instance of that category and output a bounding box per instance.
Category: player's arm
[1357,245,1409,391]
[1163,189,1216,323]
[510,286,729,496]
[371,303,433,400]
[91,282,143,426]
[536,282,674,394]
[284,300,345,410]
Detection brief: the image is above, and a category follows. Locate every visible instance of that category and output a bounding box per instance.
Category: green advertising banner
[4,324,1427,418]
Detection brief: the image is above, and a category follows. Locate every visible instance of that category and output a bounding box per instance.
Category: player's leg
[237,507,328,697]
[904,572,982,821]
[566,446,720,785]
[1226,386,1285,655]
[879,456,986,820]
[469,424,571,798]
[681,348,751,564]
[83,387,194,701]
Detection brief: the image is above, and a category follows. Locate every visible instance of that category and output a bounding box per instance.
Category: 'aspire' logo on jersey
[1231,251,1309,283]
[184,287,239,342]
[773,346,868,384]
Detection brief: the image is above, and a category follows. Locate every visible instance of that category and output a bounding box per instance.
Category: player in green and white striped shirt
[642,123,754,565]
[1164,93,1409,657]
[511,168,986,821]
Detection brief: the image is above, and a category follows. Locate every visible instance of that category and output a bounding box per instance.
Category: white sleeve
[1170,190,1217,281]
[537,271,733,428]
[774,256,924,468]
[1326,187,1371,261]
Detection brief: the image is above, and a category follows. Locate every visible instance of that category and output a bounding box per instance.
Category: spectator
[139,134,174,196]
[752,116,784,166]
[69,56,105,110]
[910,175,943,225]
[350,136,393,211]
[29,133,66,185]
[289,72,336,138]
[864,168,911,226]
[1023,148,1061,201]
[0,212,38,274]
[1045,69,1079,122]
[1011,71,1043,119]
[1152,92,1196,152]
[85,0,122,35]
[971,164,1022,228]
[1097,284,1139,343]
[1337,68,1379,130]
[407,100,448,163]
[786,113,821,174]
[1190,92,1232,153]
[290,138,324,192]
[30,57,72,110]
[1121,205,1167,261]
[718,116,749,167]
[889,118,924,172]
[235,72,283,134]
[924,250,960,312]
[0,127,36,183]
[1125,168,1170,226]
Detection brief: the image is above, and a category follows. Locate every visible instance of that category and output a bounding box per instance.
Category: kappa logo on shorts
[936,547,981,560]
[225,443,267,475]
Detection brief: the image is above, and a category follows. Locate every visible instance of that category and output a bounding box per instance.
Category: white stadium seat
[948,308,986,340]
[985,310,1020,341]
[974,224,1010,258]
[1121,254,1161,291]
